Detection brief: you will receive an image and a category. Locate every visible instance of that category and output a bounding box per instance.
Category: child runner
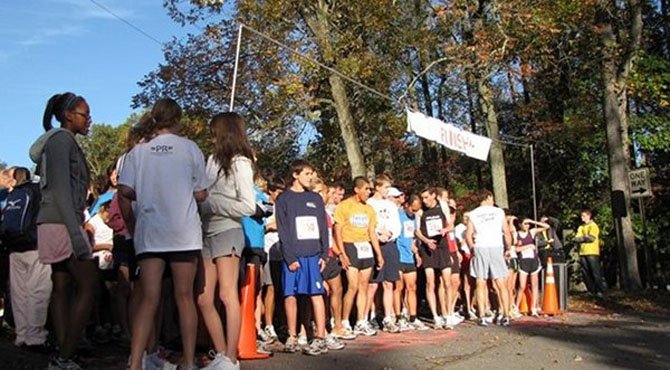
[276,160,331,355]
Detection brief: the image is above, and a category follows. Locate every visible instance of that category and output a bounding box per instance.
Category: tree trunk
[477,77,509,208]
[303,1,367,178]
[597,0,643,290]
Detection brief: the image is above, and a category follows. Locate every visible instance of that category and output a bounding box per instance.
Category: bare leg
[196,257,226,354]
[342,268,360,323]
[217,256,241,363]
[130,258,165,370]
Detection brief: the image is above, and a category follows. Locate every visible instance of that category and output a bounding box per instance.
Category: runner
[465,191,513,327]
[334,176,384,337]
[276,160,332,355]
[312,178,354,342]
[197,112,256,370]
[118,98,208,370]
[414,187,452,329]
[443,199,463,327]
[395,194,429,331]
[454,211,476,320]
[365,175,402,334]
[514,218,550,317]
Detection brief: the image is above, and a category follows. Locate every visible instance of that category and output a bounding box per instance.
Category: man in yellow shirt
[574,209,605,297]
[334,176,384,337]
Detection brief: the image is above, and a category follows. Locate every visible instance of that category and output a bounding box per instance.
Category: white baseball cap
[387,187,403,197]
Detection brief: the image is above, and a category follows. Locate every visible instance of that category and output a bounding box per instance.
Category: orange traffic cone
[541,257,561,315]
[238,263,270,360]
[519,285,533,314]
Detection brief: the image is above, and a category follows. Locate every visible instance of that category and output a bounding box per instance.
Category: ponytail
[42,92,85,132]
[42,94,61,131]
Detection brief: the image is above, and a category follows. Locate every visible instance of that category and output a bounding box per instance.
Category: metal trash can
[540,262,568,312]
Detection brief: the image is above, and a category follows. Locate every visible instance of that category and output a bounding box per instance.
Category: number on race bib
[353,241,374,259]
[296,216,320,240]
[425,217,443,237]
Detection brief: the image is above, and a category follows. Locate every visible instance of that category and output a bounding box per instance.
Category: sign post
[629,168,653,287]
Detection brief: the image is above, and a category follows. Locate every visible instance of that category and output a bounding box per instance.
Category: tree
[596,0,643,290]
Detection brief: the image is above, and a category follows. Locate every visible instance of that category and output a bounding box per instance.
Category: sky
[0,0,200,168]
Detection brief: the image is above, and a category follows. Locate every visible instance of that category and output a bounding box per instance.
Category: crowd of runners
[0,93,602,370]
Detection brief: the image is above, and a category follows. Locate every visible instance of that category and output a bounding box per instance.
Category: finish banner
[406,109,492,162]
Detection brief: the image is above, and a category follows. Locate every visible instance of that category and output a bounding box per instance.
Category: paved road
[2,310,668,369]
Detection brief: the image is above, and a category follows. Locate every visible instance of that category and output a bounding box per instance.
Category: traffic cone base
[238,263,271,360]
[540,257,562,316]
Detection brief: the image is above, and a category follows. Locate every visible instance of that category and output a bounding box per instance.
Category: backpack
[0,183,41,252]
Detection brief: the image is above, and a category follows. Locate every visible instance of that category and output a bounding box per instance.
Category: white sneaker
[264,325,278,343]
[202,353,236,370]
[298,334,309,348]
[410,318,429,331]
[353,320,377,336]
[324,333,345,350]
[342,320,352,331]
[433,316,445,330]
[382,317,400,333]
[397,317,413,332]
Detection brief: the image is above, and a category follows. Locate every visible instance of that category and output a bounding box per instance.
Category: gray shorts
[470,247,508,280]
[202,228,245,259]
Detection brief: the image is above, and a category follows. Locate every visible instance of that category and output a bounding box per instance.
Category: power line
[239,23,395,103]
[88,0,163,46]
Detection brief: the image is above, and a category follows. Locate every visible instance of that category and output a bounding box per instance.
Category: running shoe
[265,325,279,342]
[478,318,489,327]
[382,317,400,333]
[202,353,233,370]
[468,308,478,320]
[397,317,413,332]
[256,340,273,355]
[354,321,377,337]
[410,319,430,331]
[47,356,82,370]
[297,334,309,349]
[145,351,172,370]
[531,310,540,318]
[332,327,357,340]
[302,338,325,356]
[500,317,511,327]
[368,318,380,330]
[510,307,523,319]
[433,316,445,330]
[324,333,345,351]
[284,336,300,353]
[258,328,273,343]
[444,315,461,328]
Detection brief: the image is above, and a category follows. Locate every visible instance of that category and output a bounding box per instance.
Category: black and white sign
[629,168,652,198]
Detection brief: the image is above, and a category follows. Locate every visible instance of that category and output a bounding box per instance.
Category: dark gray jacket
[30,128,90,258]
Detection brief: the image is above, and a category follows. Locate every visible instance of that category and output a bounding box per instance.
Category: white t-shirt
[468,205,505,249]
[366,197,402,241]
[118,133,209,254]
[88,213,113,246]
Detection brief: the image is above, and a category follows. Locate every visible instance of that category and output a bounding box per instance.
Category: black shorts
[419,245,450,270]
[447,251,460,274]
[321,255,342,281]
[344,243,375,270]
[400,263,417,274]
[507,257,520,272]
[372,241,401,283]
[519,258,541,274]
[113,237,137,281]
[242,247,267,266]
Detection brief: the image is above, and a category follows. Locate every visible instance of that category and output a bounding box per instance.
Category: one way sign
[629,168,652,198]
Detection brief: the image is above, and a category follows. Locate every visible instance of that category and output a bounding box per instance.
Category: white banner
[406,109,492,162]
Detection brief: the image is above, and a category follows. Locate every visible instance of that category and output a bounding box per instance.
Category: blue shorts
[282,254,325,297]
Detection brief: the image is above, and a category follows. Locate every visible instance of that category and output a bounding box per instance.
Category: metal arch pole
[531,144,538,221]
[229,24,243,112]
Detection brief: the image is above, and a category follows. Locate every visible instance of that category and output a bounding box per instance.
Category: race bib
[350,214,369,228]
[353,241,374,259]
[425,217,443,237]
[521,247,535,259]
[296,216,320,240]
[403,220,415,237]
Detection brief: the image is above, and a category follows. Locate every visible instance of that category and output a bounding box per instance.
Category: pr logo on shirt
[306,202,316,208]
[150,145,174,154]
